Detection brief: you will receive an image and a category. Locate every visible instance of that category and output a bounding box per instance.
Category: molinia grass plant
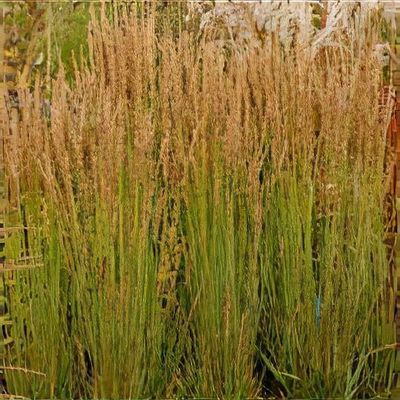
[3,4,394,399]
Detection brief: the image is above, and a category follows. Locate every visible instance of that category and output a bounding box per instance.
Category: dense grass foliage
[3,4,395,398]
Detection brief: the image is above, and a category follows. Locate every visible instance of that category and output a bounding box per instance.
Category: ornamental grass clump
[3,3,394,399]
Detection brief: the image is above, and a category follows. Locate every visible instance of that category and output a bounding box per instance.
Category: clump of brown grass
[3,3,394,399]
